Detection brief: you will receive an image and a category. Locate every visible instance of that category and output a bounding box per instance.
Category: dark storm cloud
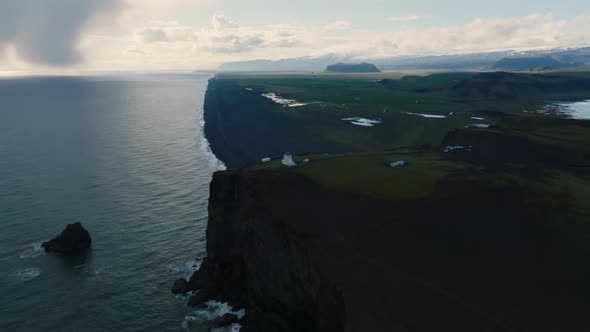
[0,0,120,66]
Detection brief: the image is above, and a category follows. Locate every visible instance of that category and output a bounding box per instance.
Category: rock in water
[42,222,92,255]
[187,287,215,307]
[212,313,239,327]
[171,278,189,295]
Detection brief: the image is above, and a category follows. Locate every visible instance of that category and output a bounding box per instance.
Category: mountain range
[216,46,590,72]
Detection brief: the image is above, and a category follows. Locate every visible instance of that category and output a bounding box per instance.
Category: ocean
[0,74,228,331]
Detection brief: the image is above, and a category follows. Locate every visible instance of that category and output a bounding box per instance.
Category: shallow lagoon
[554,100,590,120]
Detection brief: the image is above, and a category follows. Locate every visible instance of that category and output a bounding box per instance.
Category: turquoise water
[0,74,224,331]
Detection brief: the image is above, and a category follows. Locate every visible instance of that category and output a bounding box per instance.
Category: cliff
[185,170,345,331]
[182,156,590,331]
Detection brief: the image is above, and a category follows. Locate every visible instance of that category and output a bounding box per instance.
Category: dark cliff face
[198,166,590,332]
[203,78,354,169]
[206,170,345,331]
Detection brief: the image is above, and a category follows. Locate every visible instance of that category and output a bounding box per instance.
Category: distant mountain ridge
[325,63,380,73]
[492,56,582,70]
[216,55,347,72]
[216,46,590,72]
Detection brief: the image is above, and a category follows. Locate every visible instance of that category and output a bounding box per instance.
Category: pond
[554,100,590,120]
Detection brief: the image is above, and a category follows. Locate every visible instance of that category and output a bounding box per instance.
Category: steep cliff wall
[181,165,590,332]
[201,170,345,331]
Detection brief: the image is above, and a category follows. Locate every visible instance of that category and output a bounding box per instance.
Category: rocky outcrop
[180,162,590,331]
[183,170,345,331]
[42,222,92,255]
[171,278,189,295]
[212,313,240,327]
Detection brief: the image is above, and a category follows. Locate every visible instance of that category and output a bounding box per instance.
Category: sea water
[0,74,224,331]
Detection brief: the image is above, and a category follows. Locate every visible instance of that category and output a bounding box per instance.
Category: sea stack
[42,222,92,255]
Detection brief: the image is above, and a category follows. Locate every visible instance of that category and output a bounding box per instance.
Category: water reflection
[552,100,590,119]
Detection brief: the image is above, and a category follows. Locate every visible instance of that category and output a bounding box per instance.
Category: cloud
[211,14,239,31]
[137,28,168,43]
[0,0,121,66]
[206,33,264,53]
[125,0,216,12]
[202,14,263,53]
[318,13,586,58]
[323,20,352,31]
[113,12,590,69]
[388,15,423,22]
[5,4,590,73]
[125,48,147,55]
[178,15,312,55]
[276,30,294,38]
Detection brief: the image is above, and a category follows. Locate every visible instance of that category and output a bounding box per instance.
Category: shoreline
[198,76,227,172]
[202,77,358,169]
[186,73,590,331]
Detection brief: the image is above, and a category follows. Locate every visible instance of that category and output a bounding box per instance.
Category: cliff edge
[183,152,590,331]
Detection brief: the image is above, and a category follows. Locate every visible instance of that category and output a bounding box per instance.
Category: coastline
[189,73,590,331]
[198,76,227,172]
[185,157,590,331]
[202,77,356,169]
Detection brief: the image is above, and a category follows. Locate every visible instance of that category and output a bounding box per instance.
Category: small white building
[282,152,296,167]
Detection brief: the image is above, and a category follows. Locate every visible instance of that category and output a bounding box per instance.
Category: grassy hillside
[234,115,590,331]
[205,71,590,167]
[204,71,590,331]
[246,116,590,252]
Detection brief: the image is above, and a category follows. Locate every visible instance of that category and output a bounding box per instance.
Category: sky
[1,0,590,74]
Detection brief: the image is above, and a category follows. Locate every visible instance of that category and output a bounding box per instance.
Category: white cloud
[211,14,239,31]
[104,12,590,70]
[3,4,590,73]
[323,20,352,31]
[276,30,294,38]
[321,13,587,58]
[137,28,168,43]
[205,33,264,53]
[124,0,216,13]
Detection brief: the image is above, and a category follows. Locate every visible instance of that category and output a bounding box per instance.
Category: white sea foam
[244,88,253,91]
[465,124,491,128]
[199,83,227,171]
[471,117,485,120]
[404,112,447,119]
[182,300,246,332]
[352,121,373,127]
[261,93,308,107]
[168,259,201,278]
[212,323,242,332]
[19,242,44,259]
[15,267,41,282]
[342,117,382,127]
[175,290,197,302]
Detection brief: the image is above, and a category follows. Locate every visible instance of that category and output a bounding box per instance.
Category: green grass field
[208,70,590,329]
[241,113,590,252]
[208,71,590,165]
